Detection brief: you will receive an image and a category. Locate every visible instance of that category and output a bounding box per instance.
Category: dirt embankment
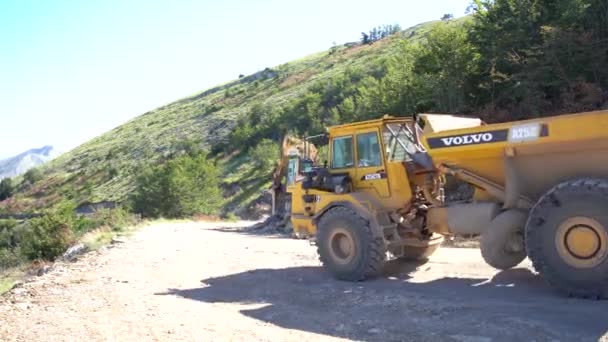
[1,220,607,342]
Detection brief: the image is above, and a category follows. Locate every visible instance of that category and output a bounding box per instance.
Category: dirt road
[0,221,607,342]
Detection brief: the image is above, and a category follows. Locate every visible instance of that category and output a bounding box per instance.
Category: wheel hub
[555,217,608,268]
[329,228,356,264]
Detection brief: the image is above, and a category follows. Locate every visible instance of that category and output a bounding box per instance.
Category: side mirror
[320,135,329,145]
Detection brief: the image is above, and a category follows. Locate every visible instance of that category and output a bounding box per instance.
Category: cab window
[356,132,382,167]
[331,136,353,169]
[286,157,298,185]
[382,123,416,162]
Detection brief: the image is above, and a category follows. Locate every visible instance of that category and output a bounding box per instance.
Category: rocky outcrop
[0,146,60,180]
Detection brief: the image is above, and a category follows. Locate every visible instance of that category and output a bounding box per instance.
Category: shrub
[24,168,43,185]
[97,207,134,231]
[0,247,22,269]
[131,151,222,218]
[0,219,23,268]
[224,212,239,222]
[131,165,170,218]
[20,201,77,261]
[250,139,279,172]
[0,178,14,201]
[73,206,137,234]
[107,167,119,179]
[0,219,18,248]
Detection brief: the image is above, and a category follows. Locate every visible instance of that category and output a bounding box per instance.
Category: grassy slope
[2,20,449,215]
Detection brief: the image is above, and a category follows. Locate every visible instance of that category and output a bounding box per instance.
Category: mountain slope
[1,20,448,214]
[0,146,59,180]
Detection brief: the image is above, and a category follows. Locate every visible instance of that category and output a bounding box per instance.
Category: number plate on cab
[509,123,541,142]
[364,173,382,180]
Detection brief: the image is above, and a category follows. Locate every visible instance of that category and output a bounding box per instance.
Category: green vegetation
[250,139,280,172]
[0,178,13,201]
[0,202,138,269]
[0,274,20,295]
[19,202,77,261]
[361,24,402,44]
[1,0,606,223]
[225,0,608,152]
[468,0,608,117]
[224,212,239,222]
[131,150,222,218]
[23,168,43,185]
[0,219,20,268]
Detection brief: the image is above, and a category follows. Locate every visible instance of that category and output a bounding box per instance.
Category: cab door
[330,134,357,184]
[354,129,391,198]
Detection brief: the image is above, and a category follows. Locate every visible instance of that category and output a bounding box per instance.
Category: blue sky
[0,0,472,159]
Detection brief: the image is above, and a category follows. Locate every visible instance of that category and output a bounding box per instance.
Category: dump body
[419,110,608,202]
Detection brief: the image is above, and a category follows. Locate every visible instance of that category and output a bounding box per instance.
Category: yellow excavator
[277,109,608,299]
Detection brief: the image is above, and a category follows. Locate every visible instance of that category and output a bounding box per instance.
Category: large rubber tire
[316,207,386,281]
[480,210,527,270]
[525,178,608,299]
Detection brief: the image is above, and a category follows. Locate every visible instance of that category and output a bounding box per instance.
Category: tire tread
[525,177,608,299]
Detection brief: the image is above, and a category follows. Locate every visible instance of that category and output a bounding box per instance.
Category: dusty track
[1,221,607,342]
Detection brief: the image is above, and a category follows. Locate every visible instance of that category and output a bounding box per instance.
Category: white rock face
[0,145,60,179]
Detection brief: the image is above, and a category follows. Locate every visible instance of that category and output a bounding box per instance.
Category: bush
[20,201,77,261]
[0,219,24,268]
[0,202,138,267]
[250,139,279,172]
[224,212,239,222]
[131,151,222,218]
[24,168,43,185]
[0,219,18,248]
[0,178,14,201]
[107,167,119,179]
[0,247,22,269]
[96,206,135,231]
[75,206,136,233]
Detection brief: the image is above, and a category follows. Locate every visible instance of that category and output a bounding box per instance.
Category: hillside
[0,146,59,180]
[0,20,444,215]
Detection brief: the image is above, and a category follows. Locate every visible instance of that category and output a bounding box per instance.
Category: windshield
[382,123,421,162]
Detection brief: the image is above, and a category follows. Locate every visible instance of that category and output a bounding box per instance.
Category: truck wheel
[526,178,608,299]
[316,206,385,281]
[480,210,527,270]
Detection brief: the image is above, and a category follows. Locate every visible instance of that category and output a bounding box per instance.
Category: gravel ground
[0,220,607,342]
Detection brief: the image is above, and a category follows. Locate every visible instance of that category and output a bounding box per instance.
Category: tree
[0,178,13,201]
[362,24,402,45]
[24,168,43,185]
[131,151,222,218]
[410,23,479,113]
[250,139,280,172]
[361,32,370,44]
[441,13,454,21]
[468,0,608,117]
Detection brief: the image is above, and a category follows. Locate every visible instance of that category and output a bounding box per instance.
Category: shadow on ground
[208,220,294,239]
[156,260,608,341]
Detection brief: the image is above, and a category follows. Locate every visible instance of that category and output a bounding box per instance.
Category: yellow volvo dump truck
[284,109,608,298]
